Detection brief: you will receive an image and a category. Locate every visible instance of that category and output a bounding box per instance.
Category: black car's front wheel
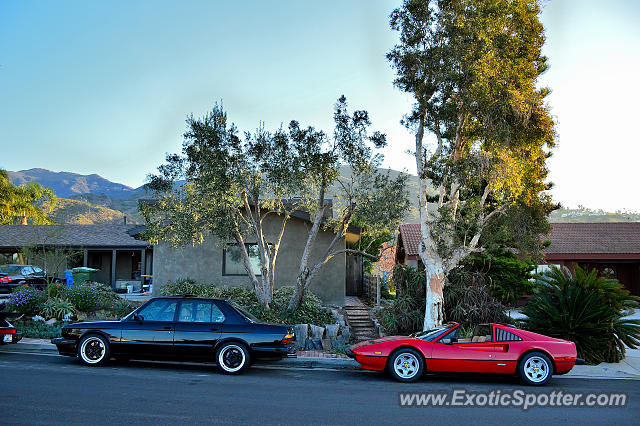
[78,334,110,366]
[216,342,250,374]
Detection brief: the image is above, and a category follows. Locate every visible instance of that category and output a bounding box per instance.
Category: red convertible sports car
[347,322,584,385]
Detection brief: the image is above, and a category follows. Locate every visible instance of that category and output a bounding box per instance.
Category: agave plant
[522,264,640,364]
[40,297,77,321]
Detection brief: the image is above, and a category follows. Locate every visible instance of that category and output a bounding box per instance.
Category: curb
[0,342,57,354]
[271,357,360,369]
[0,342,361,369]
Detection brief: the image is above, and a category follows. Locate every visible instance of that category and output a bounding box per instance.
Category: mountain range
[6,168,640,225]
[7,168,145,199]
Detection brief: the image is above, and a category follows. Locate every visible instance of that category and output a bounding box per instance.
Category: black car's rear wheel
[78,334,110,366]
[388,348,424,382]
[216,342,250,374]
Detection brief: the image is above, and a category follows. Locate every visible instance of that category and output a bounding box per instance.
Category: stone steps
[344,299,378,342]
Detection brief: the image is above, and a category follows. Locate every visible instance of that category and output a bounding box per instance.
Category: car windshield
[230,301,260,323]
[411,324,455,341]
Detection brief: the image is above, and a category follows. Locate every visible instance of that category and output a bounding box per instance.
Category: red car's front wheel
[388,348,424,382]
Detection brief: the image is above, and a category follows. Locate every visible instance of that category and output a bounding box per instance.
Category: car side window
[137,300,178,322]
[178,301,226,323]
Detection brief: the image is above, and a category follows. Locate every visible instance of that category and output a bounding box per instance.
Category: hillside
[46,198,135,225]
[549,207,640,223]
[9,167,640,226]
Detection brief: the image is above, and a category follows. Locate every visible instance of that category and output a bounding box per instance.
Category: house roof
[398,223,421,256]
[0,225,150,249]
[396,222,640,260]
[545,222,640,255]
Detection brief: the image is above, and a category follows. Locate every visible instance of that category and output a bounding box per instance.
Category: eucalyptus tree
[387,0,556,329]
[143,97,409,310]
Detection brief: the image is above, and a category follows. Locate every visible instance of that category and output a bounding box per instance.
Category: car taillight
[282,333,295,344]
[1,328,16,334]
[0,276,10,283]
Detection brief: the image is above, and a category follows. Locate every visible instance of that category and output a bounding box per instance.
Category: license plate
[3,334,12,343]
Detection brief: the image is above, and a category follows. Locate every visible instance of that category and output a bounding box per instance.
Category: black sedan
[0,264,61,292]
[51,296,296,374]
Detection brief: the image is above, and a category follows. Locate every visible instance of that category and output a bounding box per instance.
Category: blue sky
[1,0,639,211]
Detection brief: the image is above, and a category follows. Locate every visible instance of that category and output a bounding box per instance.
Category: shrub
[460,250,536,305]
[444,268,508,326]
[381,264,508,335]
[47,282,66,299]
[162,280,333,326]
[40,297,77,320]
[62,281,111,312]
[521,264,640,364]
[380,265,426,335]
[13,319,63,339]
[6,287,47,315]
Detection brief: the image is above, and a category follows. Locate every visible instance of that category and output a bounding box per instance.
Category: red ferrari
[347,322,584,385]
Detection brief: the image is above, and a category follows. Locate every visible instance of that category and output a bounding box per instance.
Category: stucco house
[152,208,363,306]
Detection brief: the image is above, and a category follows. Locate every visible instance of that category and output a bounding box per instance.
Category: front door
[173,300,224,359]
[120,298,178,358]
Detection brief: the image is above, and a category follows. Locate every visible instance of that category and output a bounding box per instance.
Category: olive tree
[143,97,409,310]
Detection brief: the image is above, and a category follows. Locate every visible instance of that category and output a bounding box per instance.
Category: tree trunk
[288,270,309,311]
[422,258,445,330]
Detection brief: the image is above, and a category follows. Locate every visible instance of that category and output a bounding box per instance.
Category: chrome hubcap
[394,353,419,379]
[80,337,105,364]
[218,345,245,372]
[524,356,549,383]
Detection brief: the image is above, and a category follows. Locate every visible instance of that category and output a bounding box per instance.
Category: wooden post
[83,249,88,267]
[111,249,117,289]
[141,248,146,276]
[376,275,381,306]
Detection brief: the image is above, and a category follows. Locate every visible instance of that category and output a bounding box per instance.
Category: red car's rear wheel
[519,352,553,386]
[388,348,424,382]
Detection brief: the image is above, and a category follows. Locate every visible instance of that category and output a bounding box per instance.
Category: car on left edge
[51,296,296,374]
[0,312,23,345]
[0,264,62,292]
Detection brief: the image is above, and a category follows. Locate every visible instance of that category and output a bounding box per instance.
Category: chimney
[123,216,127,225]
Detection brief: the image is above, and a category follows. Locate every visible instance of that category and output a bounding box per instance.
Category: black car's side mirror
[133,314,144,322]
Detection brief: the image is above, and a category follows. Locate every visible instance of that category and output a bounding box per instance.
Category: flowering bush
[61,281,120,312]
[6,287,48,315]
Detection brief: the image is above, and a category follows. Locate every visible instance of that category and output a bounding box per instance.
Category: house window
[223,244,263,276]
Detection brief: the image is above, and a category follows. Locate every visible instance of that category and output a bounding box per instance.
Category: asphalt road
[1,352,638,425]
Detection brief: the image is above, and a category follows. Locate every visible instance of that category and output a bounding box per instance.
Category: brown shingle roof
[545,223,640,254]
[399,223,422,256]
[0,225,150,249]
